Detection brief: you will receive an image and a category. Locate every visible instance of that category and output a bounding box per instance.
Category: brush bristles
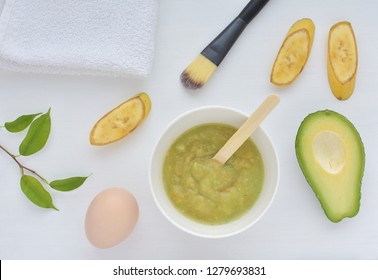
[180,54,217,89]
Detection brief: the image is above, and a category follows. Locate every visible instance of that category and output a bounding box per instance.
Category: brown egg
[85,187,139,249]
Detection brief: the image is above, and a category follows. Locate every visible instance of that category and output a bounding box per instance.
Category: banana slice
[90,93,151,146]
[270,18,315,86]
[328,21,358,100]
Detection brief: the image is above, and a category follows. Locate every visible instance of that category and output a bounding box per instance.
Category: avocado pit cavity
[313,130,345,174]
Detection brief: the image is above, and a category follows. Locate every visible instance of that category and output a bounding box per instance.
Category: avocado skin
[295,110,365,223]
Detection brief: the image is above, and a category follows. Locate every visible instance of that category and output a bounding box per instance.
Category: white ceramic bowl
[149,106,279,238]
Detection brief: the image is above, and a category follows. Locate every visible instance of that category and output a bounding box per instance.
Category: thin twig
[0,144,49,184]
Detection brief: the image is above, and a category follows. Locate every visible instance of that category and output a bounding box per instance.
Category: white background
[0,0,377,259]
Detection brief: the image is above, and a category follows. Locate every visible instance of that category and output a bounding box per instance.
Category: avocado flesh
[295,110,365,222]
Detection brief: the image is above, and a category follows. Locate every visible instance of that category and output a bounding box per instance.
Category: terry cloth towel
[0,0,158,77]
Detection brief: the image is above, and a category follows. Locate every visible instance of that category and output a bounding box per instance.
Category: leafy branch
[0,144,49,183]
[1,109,88,210]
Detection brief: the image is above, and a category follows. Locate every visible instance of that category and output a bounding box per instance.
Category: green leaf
[20,175,58,210]
[49,176,88,192]
[4,113,42,133]
[19,109,51,156]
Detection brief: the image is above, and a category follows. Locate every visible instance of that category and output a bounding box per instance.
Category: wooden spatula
[212,94,280,165]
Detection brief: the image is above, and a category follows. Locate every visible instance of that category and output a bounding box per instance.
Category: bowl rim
[149,105,280,238]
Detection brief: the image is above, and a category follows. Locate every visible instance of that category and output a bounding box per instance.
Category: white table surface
[1,0,377,260]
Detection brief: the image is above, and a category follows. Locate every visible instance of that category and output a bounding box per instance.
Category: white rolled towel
[0,0,158,77]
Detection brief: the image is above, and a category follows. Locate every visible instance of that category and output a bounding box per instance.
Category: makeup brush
[180,0,270,90]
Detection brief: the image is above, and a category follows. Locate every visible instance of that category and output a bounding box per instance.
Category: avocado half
[295,110,365,222]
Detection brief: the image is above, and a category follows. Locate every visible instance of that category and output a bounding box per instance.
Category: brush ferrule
[201,18,247,66]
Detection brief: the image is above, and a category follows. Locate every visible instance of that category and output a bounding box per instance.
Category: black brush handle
[238,0,270,24]
[201,0,269,66]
